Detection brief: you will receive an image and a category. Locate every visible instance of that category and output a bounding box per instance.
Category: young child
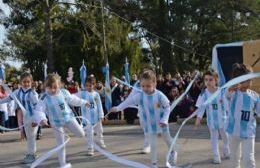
[226,63,259,168]
[33,74,89,168]
[129,80,151,154]
[110,70,177,168]
[75,76,106,156]
[0,72,39,163]
[195,70,230,164]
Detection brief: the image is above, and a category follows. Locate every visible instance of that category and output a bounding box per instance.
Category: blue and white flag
[44,62,48,79]
[124,58,130,84]
[0,64,5,81]
[103,63,112,112]
[80,60,87,89]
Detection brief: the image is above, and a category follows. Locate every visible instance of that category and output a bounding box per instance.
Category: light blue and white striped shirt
[226,89,260,139]
[34,89,88,127]
[75,90,104,125]
[196,88,228,130]
[0,88,39,119]
[116,90,170,134]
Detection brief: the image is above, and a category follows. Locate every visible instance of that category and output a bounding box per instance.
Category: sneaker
[98,140,106,149]
[141,146,151,154]
[151,163,158,168]
[168,151,177,166]
[86,149,94,156]
[60,163,72,168]
[213,156,221,164]
[223,153,230,160]
[23,154,36,164]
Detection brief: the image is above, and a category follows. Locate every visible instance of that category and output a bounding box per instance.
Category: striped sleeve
[159,92,170,124]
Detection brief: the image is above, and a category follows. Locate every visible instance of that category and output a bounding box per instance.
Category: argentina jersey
[116,90,170,134]
[35,89,87,127]
[196,88,227,130]
[226,89,259,139]
[75,91,104,125]
[14,88,38,118]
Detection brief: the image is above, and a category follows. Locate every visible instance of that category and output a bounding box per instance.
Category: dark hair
[232,63,252,78]
[86,76,96,85]
[20,72,33,82]
[140,70,157,84]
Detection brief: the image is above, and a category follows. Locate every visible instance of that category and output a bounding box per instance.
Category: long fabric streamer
[31,116,150,168]
[170,72,199,112]
[166,72,260,168]
[114,77,142,92]
[94,143,150,168]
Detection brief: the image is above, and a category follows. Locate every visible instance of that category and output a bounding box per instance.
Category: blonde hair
[140,70,157,84]
[44,73,61,88]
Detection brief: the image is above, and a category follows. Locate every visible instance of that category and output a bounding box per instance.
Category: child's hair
[20,72,33,82]
[86,76,96,85]
[204,69,219,83]
[232,63,253,78]
[44,73,61,88]
[140,70,157,84]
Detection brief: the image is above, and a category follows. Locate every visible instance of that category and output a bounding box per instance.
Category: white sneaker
[168,151,177,166]
[141,146,151,154]
[213,156,221,164]
[98,140,106,149]
[86,149,94,156]
[60,163,72,168]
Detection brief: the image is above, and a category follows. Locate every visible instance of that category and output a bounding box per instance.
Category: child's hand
[109,107,117,113]
[228,85,238,92]
[20,130,26,141]
[160,123,167,127]
[195,118,201,129]
[31,122,38,127]
[40,120,49,127]
[85,102,90,108]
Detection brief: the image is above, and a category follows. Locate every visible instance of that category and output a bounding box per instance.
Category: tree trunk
[44,0,54,73]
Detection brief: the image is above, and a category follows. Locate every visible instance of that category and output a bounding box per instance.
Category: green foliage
[1,0,260,81]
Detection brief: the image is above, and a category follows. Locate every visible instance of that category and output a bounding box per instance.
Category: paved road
[0,124,259,168]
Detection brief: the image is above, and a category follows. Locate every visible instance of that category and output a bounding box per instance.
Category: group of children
[195,63,259,168]
[0,62,259,168]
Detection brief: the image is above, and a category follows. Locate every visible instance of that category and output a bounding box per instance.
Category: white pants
[86,120,104,150]
[149,126,173,164]
[53,118,85,167]
[139,110,149,148]
[24,121,38,154]
[230,136,255,168]
[209,128,230,159]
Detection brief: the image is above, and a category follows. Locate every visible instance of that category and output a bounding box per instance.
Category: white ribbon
[166,72,260,168]
[114,77,142,92]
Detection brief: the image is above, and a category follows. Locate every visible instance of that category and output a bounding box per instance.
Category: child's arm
[33,100,48,125]
[159,93,171,125]
[110,94,138,112]
[195,94,206,127]
[256,96,260,117]
[96,93,104,119]
[62,89,89,107]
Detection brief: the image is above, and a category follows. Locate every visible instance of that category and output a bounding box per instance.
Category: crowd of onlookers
[0,71,204,135]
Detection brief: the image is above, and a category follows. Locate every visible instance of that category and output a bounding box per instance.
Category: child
[0,72,39,163]
[226,63,260,168]
[33,74,89,168]
[75,76,106,156]
[110,70,177,168]
[128,80,151,154]
[195,70,230,164]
